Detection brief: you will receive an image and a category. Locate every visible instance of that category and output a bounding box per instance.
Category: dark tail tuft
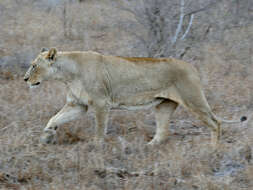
[240,116,247,122]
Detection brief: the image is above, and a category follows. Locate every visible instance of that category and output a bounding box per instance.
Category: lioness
[24,48,247,145]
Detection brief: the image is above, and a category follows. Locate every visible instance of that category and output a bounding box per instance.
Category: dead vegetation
[0,64,252,189]
[0,0,252,189]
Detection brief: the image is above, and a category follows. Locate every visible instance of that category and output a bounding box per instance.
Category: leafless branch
[184,1,218,17]
[181,14,194,40]
[171,0,184,45]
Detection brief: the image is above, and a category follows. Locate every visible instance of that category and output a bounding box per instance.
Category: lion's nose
[24,78,29,82]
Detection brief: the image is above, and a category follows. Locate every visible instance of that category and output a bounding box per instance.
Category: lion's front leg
[94,106,109,143]
[41,102,87,144]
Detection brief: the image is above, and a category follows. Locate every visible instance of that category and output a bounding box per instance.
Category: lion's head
[24,48,58,87]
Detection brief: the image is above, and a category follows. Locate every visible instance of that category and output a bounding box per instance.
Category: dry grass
[0,66,252,190]
[0,0,252,189]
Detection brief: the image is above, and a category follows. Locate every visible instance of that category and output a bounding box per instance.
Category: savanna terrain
[0,0,253,189]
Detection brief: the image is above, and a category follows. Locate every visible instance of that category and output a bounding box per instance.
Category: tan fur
[24,48,244,146]
[116,56,170,63]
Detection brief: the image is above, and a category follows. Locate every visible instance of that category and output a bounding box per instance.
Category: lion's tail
[212,113,247,124]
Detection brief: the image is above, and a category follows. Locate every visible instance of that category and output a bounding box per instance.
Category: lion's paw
[40,130,57,144]
[148,136,169,146]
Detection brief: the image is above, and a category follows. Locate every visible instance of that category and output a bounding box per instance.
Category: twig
[171,0,184,45]
[181,14,194,40]
[76,144,81,188]
[0,122,16,132]
[184,1,218,17]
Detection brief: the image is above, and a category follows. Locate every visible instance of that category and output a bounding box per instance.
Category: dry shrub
[18,166,52,184]
[0,71,14,80]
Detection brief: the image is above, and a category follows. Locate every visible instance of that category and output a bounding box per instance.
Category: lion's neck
[53,53,80,83]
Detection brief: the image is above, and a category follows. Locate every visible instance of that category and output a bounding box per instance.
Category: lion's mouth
[31,82,41,86]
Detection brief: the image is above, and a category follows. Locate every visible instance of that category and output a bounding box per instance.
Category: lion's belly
[110,92,163,110]
[114,99,163,110]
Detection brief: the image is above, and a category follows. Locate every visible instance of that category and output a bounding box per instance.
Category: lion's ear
[47,48,57,61]
[41,47,48,53]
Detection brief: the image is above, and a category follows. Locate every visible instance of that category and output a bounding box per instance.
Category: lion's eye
[32,65,36,69]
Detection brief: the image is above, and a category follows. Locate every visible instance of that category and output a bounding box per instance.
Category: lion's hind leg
[148,99,178,145]
[190,108,221,146]
[177,81,221,146]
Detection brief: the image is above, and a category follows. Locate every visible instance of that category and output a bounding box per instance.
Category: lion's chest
[68,80,92,105]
